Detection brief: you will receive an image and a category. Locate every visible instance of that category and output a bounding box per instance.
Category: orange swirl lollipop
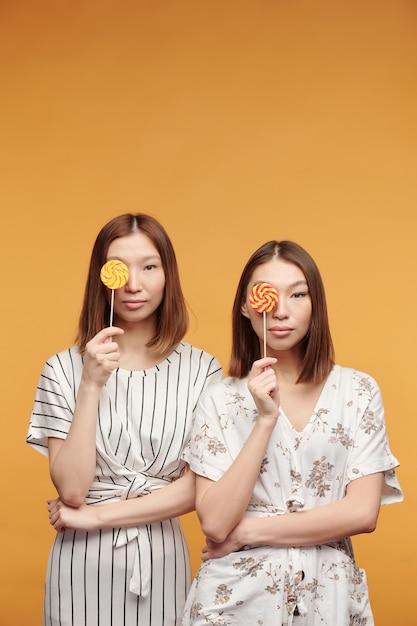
[249,282,278,357]
[249,282,278,314]
[100,259,129,328]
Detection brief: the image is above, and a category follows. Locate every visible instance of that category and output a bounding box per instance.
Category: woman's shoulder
[34,346,83,394]
[42,345,83,373]
[177,342,222,368]
[198,375,248,402]
[331,363,380,392]
[179,341,215,357]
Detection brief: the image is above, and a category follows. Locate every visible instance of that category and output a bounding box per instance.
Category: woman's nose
[125,269,142,292]
[272,297,288,318]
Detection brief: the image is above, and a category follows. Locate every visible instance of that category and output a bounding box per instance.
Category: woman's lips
[123,300,146,310]
[268,326,293,337]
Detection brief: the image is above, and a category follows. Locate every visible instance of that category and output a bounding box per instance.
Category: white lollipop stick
[109,289,115,328]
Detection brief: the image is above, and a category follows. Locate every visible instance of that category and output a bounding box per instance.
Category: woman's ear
[241,300,250,319]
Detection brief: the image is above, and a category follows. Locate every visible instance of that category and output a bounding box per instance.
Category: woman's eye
[144,264,156,271]
[292,292,307,299]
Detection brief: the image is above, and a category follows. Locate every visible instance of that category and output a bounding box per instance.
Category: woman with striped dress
[27,213,222,626]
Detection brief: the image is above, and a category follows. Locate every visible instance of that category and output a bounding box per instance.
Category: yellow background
[1,1,415,623]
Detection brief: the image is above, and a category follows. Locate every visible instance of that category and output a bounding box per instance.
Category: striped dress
[27,342,223,626]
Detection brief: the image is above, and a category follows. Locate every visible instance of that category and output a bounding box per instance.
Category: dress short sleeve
[183,378,253,482]
[345,372,402,505]
[26,349,78,456]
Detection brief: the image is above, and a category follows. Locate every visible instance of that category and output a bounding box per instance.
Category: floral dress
[181,365,402,626]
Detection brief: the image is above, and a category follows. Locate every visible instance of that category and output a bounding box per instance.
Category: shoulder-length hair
[77,213,188,355]
[229,240,334,383]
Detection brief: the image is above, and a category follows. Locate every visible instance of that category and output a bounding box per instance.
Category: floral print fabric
[182,365,402,625]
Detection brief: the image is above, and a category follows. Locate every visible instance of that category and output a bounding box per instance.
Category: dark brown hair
[229,240,334,383]
[77,213,188,355]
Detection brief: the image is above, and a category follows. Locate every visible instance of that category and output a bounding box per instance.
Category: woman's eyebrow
[251,279,308,288]
[106,253,161,262]
[290,280,308,288]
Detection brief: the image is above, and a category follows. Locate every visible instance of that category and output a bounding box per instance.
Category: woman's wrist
[78,376,103,394]
[236,517,254,546]
[237,516,275,547]
[95,504,115,530]
[252,416,278,440]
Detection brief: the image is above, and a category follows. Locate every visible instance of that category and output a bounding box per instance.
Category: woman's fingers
[83,327,125,383]
[248,358,280,418]
[47,499,66,532]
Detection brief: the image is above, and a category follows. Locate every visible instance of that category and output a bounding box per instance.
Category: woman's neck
[267,347,303,385]
[113,320,167,371]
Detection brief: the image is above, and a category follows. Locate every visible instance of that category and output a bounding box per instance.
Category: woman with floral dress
[181,240,402,626]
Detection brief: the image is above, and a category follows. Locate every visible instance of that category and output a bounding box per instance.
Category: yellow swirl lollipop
[100,260,129,290]
[100,259,129,328]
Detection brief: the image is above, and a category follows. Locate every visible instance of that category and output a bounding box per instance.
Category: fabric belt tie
[89,474,170,597]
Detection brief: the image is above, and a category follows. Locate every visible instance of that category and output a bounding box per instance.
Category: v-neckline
[279,368,334,433]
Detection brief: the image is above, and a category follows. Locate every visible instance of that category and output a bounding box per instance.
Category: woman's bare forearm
[97,471,196,528]
[49,381,101,505]
[49,330,123,506]
[237,473,384,547]
[49,470,196,532]
[201,473,384,561]
[196,419,276,542]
